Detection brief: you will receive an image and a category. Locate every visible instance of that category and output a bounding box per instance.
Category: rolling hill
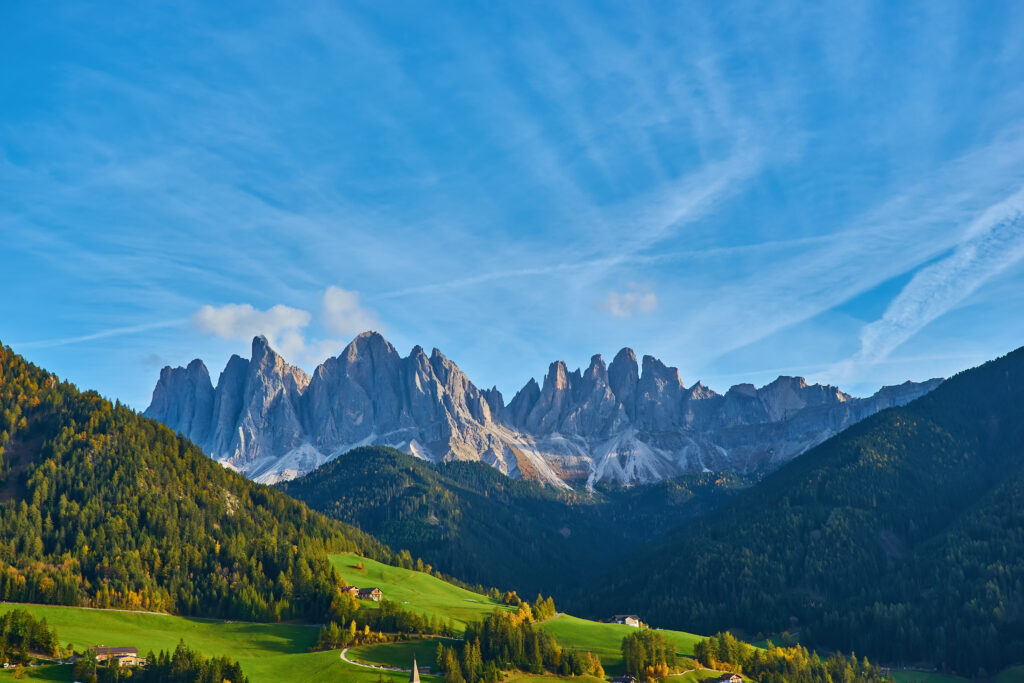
[0,341,392,622]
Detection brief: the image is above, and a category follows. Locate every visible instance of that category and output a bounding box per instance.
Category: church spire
[409,655,420,683]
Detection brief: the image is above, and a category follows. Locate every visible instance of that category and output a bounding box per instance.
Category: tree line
[694,632,891,683]
[0,608,63,665]
[433,603,603,682]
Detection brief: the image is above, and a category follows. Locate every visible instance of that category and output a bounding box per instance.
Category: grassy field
[0,602,438,683]
[995,666,1024,682]
[7,554,1011,683]
[890,673,965,683]
[503,676,605,682]
[538,614,703,675]
[331,552,512,629]
[348,638,457,669]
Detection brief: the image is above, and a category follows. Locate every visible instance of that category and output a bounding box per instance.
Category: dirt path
[340,647,410,673]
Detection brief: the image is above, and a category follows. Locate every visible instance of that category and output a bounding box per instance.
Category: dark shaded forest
[586,346,1024,676]
[279,444,752,595]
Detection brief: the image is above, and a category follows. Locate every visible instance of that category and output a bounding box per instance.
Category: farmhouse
[88,646,139,664]
[610,676,637,683]
[612,614,641,627]
[715,674,742,683]
[340,585,359,596]
[116,654,147,668]
[358,587,383,601]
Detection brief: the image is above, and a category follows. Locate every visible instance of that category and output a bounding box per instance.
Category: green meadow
[0,554,708,682]
[0,601,436,683]
[538,614,703,675]
[890,673,968,683]
[331,552,513,629]
[5,554,1011,682]
[348,638,456,669]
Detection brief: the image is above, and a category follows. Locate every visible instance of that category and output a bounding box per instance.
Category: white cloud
[192,286,380,366]
[322,286,380,337]
[192,303,311,341]
[602,285,658,318]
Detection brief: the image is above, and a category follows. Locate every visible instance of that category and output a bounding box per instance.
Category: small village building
[715,674,742,682]
[340,585,359,596]
[610,676,637,683]
[613,614,641,627]
[116,655,147,668]
[88,647,139,664]
[358,587,383,601]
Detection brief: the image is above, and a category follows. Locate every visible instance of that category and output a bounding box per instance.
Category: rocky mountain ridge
[144,332,942,486]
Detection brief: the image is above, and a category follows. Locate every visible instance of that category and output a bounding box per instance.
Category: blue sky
[3,1,1024,410]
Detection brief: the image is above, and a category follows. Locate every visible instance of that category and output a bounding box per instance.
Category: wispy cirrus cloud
[4,2,1024,409]
[12,319,188,350]
[849,187,1024,369]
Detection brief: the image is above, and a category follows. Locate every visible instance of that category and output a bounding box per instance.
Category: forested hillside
[279,445,752,595]
[587,345,1024,676]
[0,342,389,622]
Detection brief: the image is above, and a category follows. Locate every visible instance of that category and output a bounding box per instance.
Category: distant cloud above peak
[601,285,658,318]
[192,286,380,366]
[322,286,380,338]
[193,303,310,342]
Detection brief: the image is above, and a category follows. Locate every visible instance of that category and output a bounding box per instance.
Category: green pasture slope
[331,552,513,628]
[0,602,437,682]
[0,553,703,681]
[890,672,968,683]
[539,614,703,675]
[994,666,1024,683]
[9,553,1009,682]
[0,553,709,681]
[332,552,706,675]
[889,668,1024,683]
[349,638,456,669]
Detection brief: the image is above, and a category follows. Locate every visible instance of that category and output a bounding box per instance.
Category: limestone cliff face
[145,332,942,487]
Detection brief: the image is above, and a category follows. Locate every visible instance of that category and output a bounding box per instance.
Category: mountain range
[144,332,941,486]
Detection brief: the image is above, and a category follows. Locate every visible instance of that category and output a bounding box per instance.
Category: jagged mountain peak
[639,354,684,388]
[544,360,572,389]
[342,329,397,360]
[612,347,638,363]
[185,358,209,374]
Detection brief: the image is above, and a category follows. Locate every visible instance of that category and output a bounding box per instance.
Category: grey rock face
[145,332,943,487]
[144,359,214,447]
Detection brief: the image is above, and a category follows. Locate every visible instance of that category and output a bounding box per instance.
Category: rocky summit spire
[409,656,420,683]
